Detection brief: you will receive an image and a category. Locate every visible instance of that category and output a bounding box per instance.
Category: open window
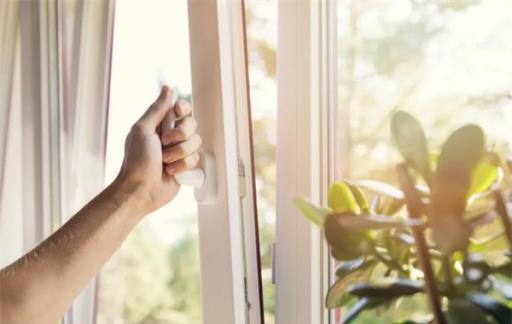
[99,1,263,324]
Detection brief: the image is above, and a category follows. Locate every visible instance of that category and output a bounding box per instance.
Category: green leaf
[446,299,494,324]
[379,196,405,216]
[324,214,375,260]
[493,278,512,300]
[468,153,502,199]
[335,257,374,278]
[494,190,512,249]
[345,181,370,213]
[354,179,404,200]
[326,259,375,308]
[463,254,491,284]
[430,125,485,253]
[466,292,512,324]
[391,111,432,185]
[328,182,360,214]
[347,279,423,298]
[294,197,330,227]
[332,213,424,230]
[432,124,485,216]
[341,297,372,323]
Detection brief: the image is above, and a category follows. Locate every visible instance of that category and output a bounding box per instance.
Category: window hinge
[244,276,252,310]
[238,158,247,198]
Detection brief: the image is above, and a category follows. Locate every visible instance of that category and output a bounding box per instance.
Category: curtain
[0,1,115,323]
[0,0,21,267]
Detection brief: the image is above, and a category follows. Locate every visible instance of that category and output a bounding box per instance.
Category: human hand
[117,85,201,214]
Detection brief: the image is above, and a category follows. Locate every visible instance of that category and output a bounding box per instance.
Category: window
[100,1,264,324]
[97,1,201,323]
[276,0,511,323]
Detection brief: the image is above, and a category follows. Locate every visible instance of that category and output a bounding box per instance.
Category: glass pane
[244,1,278,323]
[97,1,202,323]
[335,0,512,322]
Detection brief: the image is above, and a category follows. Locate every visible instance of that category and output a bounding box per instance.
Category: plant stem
[494,190,512,250]
[441,255,454,295]
[397,164,446,324]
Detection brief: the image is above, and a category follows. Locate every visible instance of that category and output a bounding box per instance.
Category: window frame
[187,0,263,323]
[275,0,337,323]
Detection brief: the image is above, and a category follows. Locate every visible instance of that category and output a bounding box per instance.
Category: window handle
[162,98,217,204]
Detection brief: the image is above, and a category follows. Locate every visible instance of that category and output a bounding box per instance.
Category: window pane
[97,1,202,323]
[335,0,511,322]
[337,0,511,180]
[245,1,278,323]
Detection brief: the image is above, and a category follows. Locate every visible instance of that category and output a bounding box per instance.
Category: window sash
[276,0,337,323]
[187,0,263,323]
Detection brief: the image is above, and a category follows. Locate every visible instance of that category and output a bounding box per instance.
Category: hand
[117,85,201,214]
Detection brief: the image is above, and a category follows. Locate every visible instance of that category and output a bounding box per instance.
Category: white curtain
[0,1,115,323]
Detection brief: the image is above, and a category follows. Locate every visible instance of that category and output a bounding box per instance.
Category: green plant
[295,111,512,324]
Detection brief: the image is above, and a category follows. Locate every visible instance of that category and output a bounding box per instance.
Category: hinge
[238,158,247,198]
[244,276,252,310]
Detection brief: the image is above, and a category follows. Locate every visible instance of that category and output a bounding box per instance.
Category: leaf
[346,181,370,213]
[493,277,512,300]
[341,297,389,324]
[391,111,432,185]
[332,213,425,230]
[329,182,360,214]
[326,258,375,308]
[354,179,404,200]
[430,125,485,253]
[467,211,497,230]
[446,299,494,324]
[468,153,502,199]
[294,197,330,227]
[341,297,372,323]
[432,124,485,217]
[347,279,423,298]
[463,253,491,284]
[335,257,374,278]
[380,196,405,216]
[324,214,374,260]
[466,292,512,324]
[494,190,512,249]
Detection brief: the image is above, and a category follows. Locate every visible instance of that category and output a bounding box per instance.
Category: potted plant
[295,111,512,323]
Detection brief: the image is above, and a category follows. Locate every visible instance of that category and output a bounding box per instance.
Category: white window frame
[187,0,263,323]
[276,0,337,323]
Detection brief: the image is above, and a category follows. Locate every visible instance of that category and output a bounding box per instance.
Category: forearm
[0,178,148,324]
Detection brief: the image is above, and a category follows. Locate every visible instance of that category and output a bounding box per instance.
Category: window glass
[245,1,278,323]
[335,0,511,321]
[97,1,202,323]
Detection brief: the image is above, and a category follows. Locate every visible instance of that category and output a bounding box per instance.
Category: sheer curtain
[0,1,115,323]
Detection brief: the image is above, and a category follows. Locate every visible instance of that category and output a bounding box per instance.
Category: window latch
[162,94,217,204]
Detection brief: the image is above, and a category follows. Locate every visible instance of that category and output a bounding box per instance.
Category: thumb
[138,85,173,129]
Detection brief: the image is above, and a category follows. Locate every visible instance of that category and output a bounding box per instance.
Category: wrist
[110,175,152,219]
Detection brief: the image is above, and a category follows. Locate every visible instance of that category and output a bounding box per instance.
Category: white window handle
[161,96,217,204]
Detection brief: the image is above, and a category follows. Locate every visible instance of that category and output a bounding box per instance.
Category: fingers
[162,134,202,164]
[165,152,200,175]
[138,85,173,130]
[174,99,192,117]
[161,116,197,146]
